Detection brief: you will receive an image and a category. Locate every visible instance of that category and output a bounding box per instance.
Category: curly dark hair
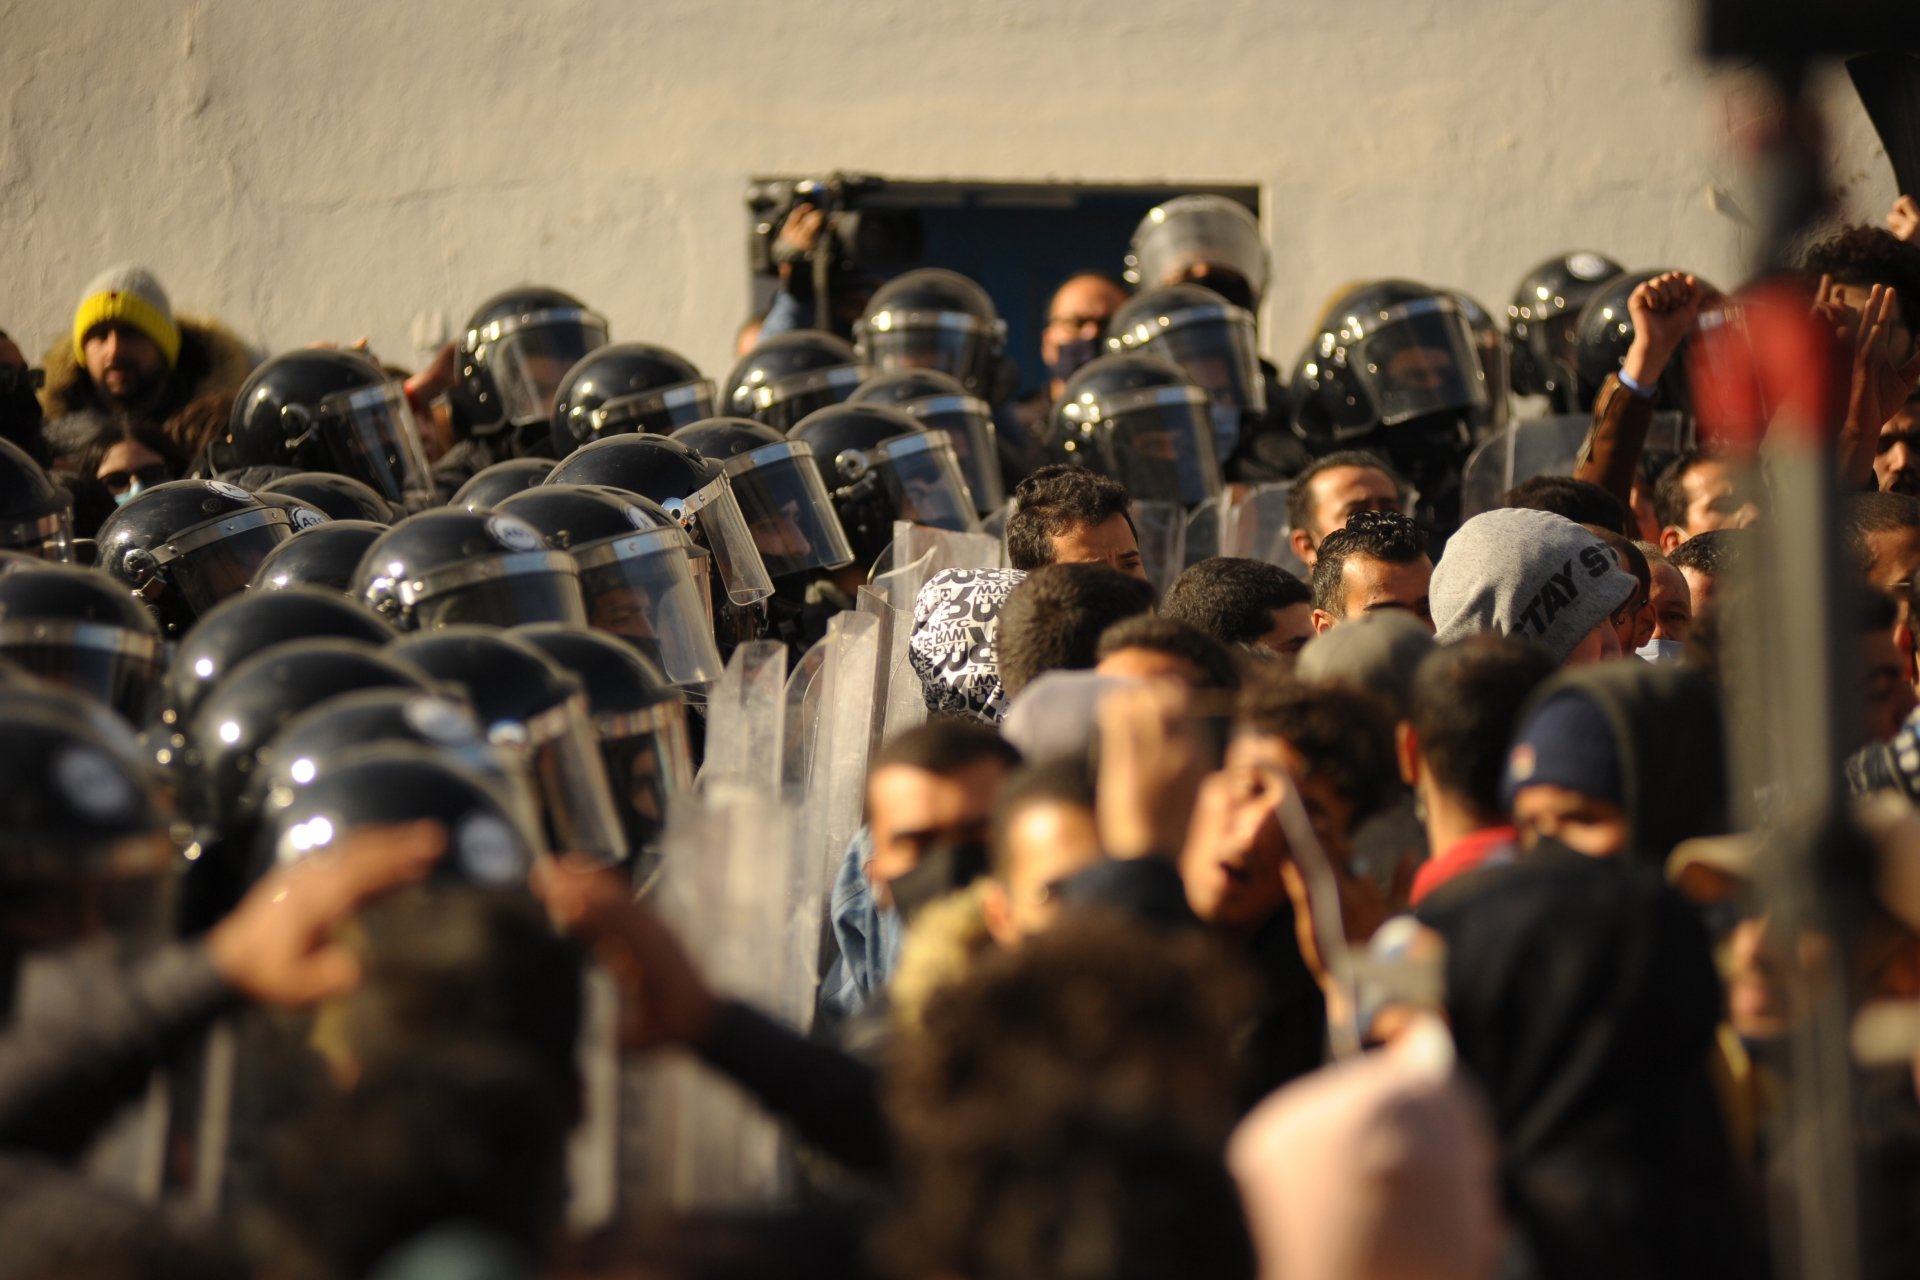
[1005,464,1136,571]
[1285,449,1405,540]
[1802,224,1920,330]
[1161,556,1310,646]
[1308,509,1428,618]
[1233,669,1399,824]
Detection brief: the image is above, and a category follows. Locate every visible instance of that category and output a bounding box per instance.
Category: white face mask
[1637,637,1687,663]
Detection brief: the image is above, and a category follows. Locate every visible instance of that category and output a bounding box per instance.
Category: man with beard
[37,265,252,466]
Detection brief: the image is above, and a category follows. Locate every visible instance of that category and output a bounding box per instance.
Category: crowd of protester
[4,174,1920,1280]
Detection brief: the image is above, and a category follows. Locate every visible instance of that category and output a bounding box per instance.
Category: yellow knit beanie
[72,264,181,368]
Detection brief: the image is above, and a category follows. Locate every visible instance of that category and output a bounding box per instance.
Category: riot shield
[1184,484,1301,571]
[890,520,1006,578]
[1130,500,1187,598]
[859,584,927,747]
[1459,412,1696,520]
[697,640,789,799]
[808,610,886,893]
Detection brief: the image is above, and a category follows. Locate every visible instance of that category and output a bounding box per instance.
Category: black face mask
[888,839,990,924]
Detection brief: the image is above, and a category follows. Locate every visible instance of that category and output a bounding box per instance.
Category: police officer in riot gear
[1506,251,1626,413]
[436,286,610,491]
[0,564,165,726]
[791,403,982,569]
[0,436,77,562]
[853,268,1011,401]
[493,485,727,691]
[260,472,402,525]
[1046,354,1223,509]
[1105,282,1270,470]
[545,433,777,659]
[848,370,1005,515]
[251,520,388,596]
[1126,194,1268,312]
[96,480,295,636]
[720,331,865,431]
[225,350,437,512]
[349,508,589,632]
[549,343,716,460]
[449,458,558,512]
[1290,279,1492,540]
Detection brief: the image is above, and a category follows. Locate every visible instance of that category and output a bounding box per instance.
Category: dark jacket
[1574,372,1657,514]
[37,317,254,465]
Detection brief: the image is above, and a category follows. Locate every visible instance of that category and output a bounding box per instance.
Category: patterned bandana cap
[908,567,1027,722]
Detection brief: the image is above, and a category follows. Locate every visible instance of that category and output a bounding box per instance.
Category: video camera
[745,174,926,330]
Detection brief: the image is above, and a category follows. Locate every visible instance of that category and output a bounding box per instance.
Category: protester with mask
[66,419,185,536]
[1638,541,1694,653]
[37,265,252,466]
[1007,271,1131,455]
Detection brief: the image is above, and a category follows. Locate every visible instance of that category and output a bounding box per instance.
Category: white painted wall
[1,0,1898,380]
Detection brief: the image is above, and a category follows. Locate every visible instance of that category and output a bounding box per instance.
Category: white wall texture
[0,0,1900,379]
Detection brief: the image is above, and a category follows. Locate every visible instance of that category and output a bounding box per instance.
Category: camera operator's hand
[775,206,828,284]
[1620,272,1703,390]
[533,855,718,1052]
[205,821,445,1008]
[1891,196,1919,244]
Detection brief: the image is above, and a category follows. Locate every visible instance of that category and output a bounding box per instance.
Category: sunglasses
[97,463,172,494]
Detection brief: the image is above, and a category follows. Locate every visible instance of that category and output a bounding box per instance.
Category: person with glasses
[1006,272,1131,471]
[69,420,186,536]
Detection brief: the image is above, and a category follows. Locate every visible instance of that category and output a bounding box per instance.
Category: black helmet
[1125,196,1269,309]
[0,688,175,958]
[226,349,434,509]
[349,508,587,632]
[0,437,76,563]
[261,472,402,525]
[513,624,693,873]
[215,464,302,491]
[385,627,628,862]
[849,370,1004,514]
[251,745,541,893]
[249,487,333,533]
[1290,280,1491,446]
[1506,251,1625,405]
[853,268,1007,394]
[495,485,725,688]
[161,585,396,733]
[450,286,610,444]
[790,403,981,564]
[549,342,715,459]
[672,418,858,580]
[1448,290,1511,435]
[179,638,434,925]
[1571,268,1716,413]
[449,458,557,512]
[251,520,388,595]
[1047,355,1223,508]
[547,434,775,608]
[1106,283,1266,462]
[720,331,864,431]
[0,564,165,725]
[96,480,294,636]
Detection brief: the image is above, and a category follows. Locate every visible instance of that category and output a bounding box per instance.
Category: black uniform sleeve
[0,943,237,1159]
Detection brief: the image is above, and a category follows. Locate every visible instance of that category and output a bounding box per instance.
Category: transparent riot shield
[1218,483,1299,568]
[781,640,832,806]
[859,584,926,749]
[1130,500,1188,598]
[808,610,885,893]
[1458,411,1693,521]
[697,640,789,799]
[890,519,1006,578]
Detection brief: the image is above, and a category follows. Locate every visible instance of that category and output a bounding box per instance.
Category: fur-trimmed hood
[39,314,256,425]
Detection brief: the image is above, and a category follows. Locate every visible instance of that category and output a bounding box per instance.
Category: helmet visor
[720,443,858,578]
[525,694,629,863]
[749,365,864,432]
[1346,297,1491,427]
[308,382,436,509]
[875,432,982,533]
[1124,307,1267,418]
[163,508,296,618]
[596,701,693,868]
[1129,201,1268,298]
[0,509,75,563]
[483,311,612,427]
[905,394,1004,513]
[1094,387,1223,507]
[858,315,999,389]
[587,380,718,439]
[0,836,178,951]
[676,477,776,607]
[410,556,588,631]
[576,530,728,689]
[0,624,163,724]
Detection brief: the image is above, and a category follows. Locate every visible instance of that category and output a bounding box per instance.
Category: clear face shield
[148,507,295,617]
[903,394,1005,513]
[0,831,179,957]
[473,309,611,428]
[0,509,75,563]
[1344,296,1491,428]
[668,477,777,608]
[287,381,436,509]
[405,552,590,630]
[873,432,983,533]
[575,528,728,689]
[745,365,864,432]
[514,693,631,863]
[1127,200,1269,299]
[587,380,719,440]
[0,622,163,724]
[719,442,858,578]
[593,699,694,866]
[857,312,1005,387]
[1081,386,1224,508]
